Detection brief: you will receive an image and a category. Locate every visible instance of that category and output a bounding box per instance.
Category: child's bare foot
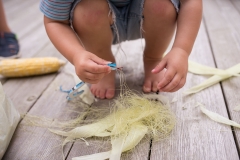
[90,71,115,99]
[143,57,165,93]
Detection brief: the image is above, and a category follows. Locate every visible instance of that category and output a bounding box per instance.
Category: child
[0,0,20,58]
[40,0,202,99]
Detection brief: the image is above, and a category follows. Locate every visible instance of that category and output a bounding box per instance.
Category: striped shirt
[40,0,131,21]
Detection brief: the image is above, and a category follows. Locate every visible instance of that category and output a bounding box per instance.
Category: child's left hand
[152,47,189,92]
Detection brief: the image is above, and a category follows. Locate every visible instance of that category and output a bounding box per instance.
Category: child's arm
[152,0,202,92]
[44,16,111,84]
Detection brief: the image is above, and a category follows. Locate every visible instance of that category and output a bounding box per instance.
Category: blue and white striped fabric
[40,0,74,21]
[40,0,131,21]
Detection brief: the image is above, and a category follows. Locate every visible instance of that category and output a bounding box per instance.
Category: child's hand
[73,51,111,84]
[152,48,189,92]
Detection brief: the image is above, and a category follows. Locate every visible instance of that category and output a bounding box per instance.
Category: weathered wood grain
[7,2,43,39]
[203,0,240,151]
[4,23,65,113]
[4,0,36,21]
[2,3,64,113]
[2,42,65,113]
[2,63,88,160]
[2,0,36,17]
[149,19,239,160]
[231,0,240,13]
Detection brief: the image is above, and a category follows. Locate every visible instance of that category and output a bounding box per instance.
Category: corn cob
[0,57,66,77]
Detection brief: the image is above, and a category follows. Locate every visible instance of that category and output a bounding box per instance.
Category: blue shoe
[0,32,20,59]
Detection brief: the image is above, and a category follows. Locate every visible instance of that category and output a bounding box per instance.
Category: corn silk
[50,70,176,160]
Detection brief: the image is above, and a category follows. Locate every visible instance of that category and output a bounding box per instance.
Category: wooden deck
[2,0,240,159]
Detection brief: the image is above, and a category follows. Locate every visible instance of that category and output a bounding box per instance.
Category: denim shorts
[70,0,180,44]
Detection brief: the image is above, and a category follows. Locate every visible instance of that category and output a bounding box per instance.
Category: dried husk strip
[199,103,240,128]
[184,63,240,95]
[188,61,240,76]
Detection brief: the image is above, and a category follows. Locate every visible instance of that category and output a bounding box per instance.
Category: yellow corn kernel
[0,57,65,77]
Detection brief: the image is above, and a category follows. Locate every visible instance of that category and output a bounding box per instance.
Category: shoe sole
[0,53,21,60]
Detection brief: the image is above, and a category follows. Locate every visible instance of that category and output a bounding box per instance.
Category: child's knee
[73,0,113,31]
[144,0,177,20]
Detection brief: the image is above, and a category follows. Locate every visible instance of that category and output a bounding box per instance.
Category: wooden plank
[2,0,74,158]
[2,63,85,160]
[1,0,64,114]
[16,25,50,57]
[2,43,64,113]
[4,0,36,20]
[203,0,240,150]
[2,0,14,6]
[7,1,43,39]
[3,0,39,39]
[231,0,240,14]
[3,42,66,159]
[2,0,64,117]
[67,40,150,160]
[1,1,58,96]
[3,0,43,39]
[150,22,239,160]
[2,10,66,158]
[2,0,47,56]
[3,1,52,59]
[2,0,30,14]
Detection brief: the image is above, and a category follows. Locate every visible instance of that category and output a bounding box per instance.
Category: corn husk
[188,61,240,76]
[50,93,176,160]
[184,63,240,95]
[198,103,240,128]
[233,105,240,112]
[72,123,148,160]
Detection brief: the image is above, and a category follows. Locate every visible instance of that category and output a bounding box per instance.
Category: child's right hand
[73,51,112,84]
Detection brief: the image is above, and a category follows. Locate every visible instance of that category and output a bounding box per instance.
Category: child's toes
[99,89,106,99]
[106,89,115,99]
[143,80,151,93]
[91,88,96,96]
[97,90,102,98]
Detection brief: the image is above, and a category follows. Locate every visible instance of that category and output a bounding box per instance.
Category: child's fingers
[152,59,167,73]
[159,74,182,92]
[90,54,111,65]
[84,71,105,81]
[169,78,186,92]
[87,61,111,74]
[157,68,176,90]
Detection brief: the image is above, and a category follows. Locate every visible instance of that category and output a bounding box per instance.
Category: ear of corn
[0,57,65,77]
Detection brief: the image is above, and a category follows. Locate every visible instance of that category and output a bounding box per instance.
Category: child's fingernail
[144,86,151,92]
[152,69,156,72]
[106,61,112,64]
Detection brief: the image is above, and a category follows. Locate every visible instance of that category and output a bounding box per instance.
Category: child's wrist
[72,49,87,66]
[171,47,190,58]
